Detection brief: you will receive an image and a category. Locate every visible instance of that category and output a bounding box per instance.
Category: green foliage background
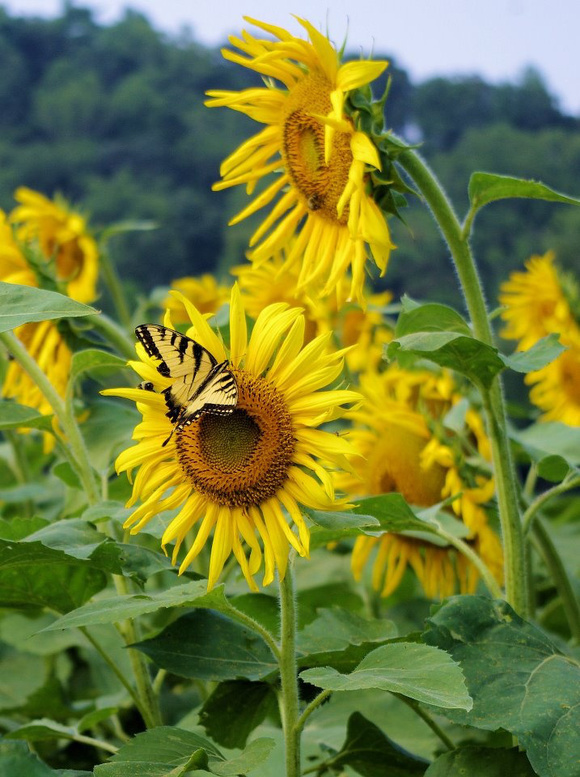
[1,4,579,307]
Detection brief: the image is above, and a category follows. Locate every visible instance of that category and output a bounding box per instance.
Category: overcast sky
[5,0,580,114]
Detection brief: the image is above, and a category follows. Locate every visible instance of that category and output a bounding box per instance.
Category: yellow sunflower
[339,367,503,598]
[162,275,230,323]
[0,210,72,423]
[499,251,574,350]
[103,284,359,591]
[500,251,580,425]
[11,186,98,303]
[206,17,394,304]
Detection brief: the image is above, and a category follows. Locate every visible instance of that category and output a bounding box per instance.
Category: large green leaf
[0,282,96,332]
[423,596,580,777]
[42,580,225,631]
[93,726,273,777]
[325,712,429,777]
[468,172,580,213]
[69,349,127,385]
[514,422,580,466]
[386,332,505,389]
[354,494,469,540]
[425,746,536,776]
[300,642,472,710]
[0,561,106,612]
[0,647,47,711]
[501,334,566,373]
[132,610,277,682]
[0,739,68,777]
[297,608,397,654]
[199,681,279,749]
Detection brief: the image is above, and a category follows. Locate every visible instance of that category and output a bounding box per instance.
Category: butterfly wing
[135,324,237,428]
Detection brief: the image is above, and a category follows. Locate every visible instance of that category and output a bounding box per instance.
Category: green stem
[295,689,332,734]
[112,573,163,728]
[90,312,136,361]
[99,246,132,330]
[396,148,527,616]
[531,518,580,644]
[0,330,100,505]
[436,527,503,599]
[522,474,580,535]
[222,601,281,661]
[394,694,455,751]
[279,559,301,777]
[73,733,118,755]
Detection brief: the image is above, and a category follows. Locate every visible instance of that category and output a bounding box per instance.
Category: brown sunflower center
[282,72,353,225]
[175,369,296,508]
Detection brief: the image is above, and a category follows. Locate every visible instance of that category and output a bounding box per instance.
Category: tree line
[1,4,578,306]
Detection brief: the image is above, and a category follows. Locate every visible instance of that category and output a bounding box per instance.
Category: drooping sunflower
[104,284,359,590]
[338,366,503,598]
[206,17,394,304]
[500,251,580,425]
[11,186,98,304]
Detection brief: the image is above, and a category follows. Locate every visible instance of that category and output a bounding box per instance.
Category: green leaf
[229,593,280,636]
[210,738,275,776]
[425,746,536,776]
[536,454,571,483]
[79,400,140,473]
[93,727,223,777]
[514,422,580,466]
[132,610,277,682]
[42,580,225,631]
[297,608,397,654]
[6,719,78,743]
[0,561,106,612]
[396,301,471,337]
[300,642,472,710]
[199,680,279,749]
[0,282,96,332]
[501,334,566,373]
[305,508,380,531]
[0,739,64,777]
[468,172,580,213]
[70,349,127,384]
[328,711,429,776]
[386,332,505,389]
[0,400,52,431]
[0,648,46,711]
[354,494,469,540]
[423,595,580,777]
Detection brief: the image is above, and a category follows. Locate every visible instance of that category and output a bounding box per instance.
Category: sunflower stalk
[278,557,301,777]
[395,147,528,617]
[0,329,100,505]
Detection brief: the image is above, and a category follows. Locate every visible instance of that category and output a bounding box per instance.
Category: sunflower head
[104,284,360,591]
[340,365,503,599]
[206,17,395,305]
[10,187,98,303]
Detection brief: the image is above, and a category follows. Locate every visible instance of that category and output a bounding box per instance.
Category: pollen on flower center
[282,72,352,225]
[175,369,296,508]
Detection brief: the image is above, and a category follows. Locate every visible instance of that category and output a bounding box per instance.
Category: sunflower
[500,251,580,425]
[206,17,394,304]
[0,209,72,423]
[162,275,230,324]
[339,367,503,598]
[11,186,98,303]
[103,284,359,590]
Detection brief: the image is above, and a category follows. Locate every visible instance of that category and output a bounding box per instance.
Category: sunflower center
[282,72,353,225]
[559,351,580,405]
[175,369,296,508]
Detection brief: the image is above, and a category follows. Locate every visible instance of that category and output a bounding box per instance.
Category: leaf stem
[522,474,580,536]
[222,601,281,662]
[435,526,503,599]
[73,732,118,755]
[278,557,301,777]
[90,312,136,361]
[294,689,332,734]
[531,518,580,644]
[394,693,455,751]
[0,330,100,505]
[396,147,527,616]
[99,245,132,330]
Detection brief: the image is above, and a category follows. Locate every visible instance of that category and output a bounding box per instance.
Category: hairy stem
[278,559,301,777]
[396,148,527,616]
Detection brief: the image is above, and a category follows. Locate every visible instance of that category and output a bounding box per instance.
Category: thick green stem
[531,518,580,644]
[396,148,527,616]
[279,560,301,777]
[0,330,100,505]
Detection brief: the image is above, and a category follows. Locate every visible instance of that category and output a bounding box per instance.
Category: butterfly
[135,324,238,446]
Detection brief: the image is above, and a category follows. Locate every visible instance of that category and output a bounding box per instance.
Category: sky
[4,0,580,114]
